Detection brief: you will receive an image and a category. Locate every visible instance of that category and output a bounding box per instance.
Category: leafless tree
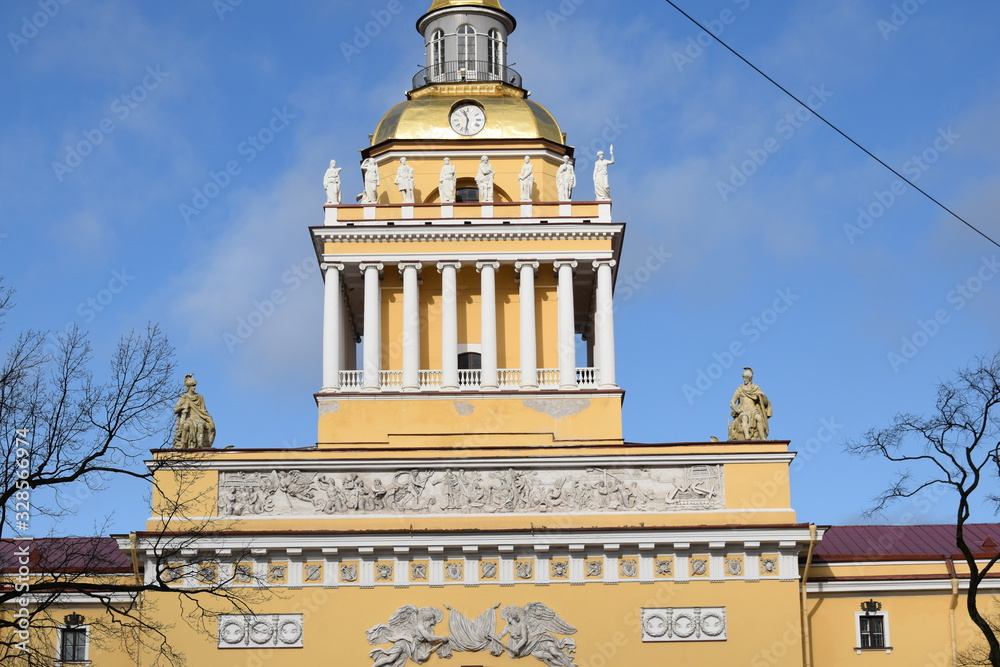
[0,279,270,665]
[847,351,1000,666]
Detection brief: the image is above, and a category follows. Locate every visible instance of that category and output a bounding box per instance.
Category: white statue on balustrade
[439,157,456,203]
[323,159,342,204]
[593,145,615,201]
[395,157,415,204]
[518,156,534,202]
[360,158,380,204]
[476,155,495,202]
[556,156,576,202]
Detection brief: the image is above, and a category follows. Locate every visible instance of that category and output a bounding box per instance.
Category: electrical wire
[662,0,1000,250]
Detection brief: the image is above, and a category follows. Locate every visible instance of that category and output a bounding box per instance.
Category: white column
[437,261,462,391]
[476,261,500,391]
[516,260,539,390]
[554,260,578,390]
[399,262,422,392]
[593,259,618,389]
[360,262,384,392]
[321,263,344,392]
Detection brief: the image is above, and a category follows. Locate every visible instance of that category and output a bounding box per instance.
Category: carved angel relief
[367,602,578,667]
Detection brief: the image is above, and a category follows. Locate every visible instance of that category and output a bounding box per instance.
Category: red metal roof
[814,524,1000,562]
[0,537,132,573]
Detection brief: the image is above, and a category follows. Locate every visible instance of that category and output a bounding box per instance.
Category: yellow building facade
[5,1,999,666]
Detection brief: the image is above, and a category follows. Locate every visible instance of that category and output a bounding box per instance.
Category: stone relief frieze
[367,602,577,667]
[217,465,724,517]
[218,614,304,649]
[641,607,727,643]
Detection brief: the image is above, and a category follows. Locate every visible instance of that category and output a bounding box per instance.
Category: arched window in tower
[457,24,477,74]
[431,29,445,79]
[488,29,504,79]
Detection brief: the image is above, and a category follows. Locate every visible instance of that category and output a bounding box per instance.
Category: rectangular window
[854,610,892,654]
[59,627,88,662]
[859,615,884,648]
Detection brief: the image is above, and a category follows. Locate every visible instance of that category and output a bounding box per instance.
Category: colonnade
[320,259,617,393]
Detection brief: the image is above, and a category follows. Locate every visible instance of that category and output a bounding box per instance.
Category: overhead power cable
[661,0,1000,251]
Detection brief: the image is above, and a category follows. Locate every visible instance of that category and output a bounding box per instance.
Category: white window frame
[854,610,892,654]
[430,29,445,78]
[457,24,477,71]
[56,624,90,664]
[488,28,504,77]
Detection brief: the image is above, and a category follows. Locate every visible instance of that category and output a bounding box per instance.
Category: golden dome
[427,0,506,10]
[372,92,563,145]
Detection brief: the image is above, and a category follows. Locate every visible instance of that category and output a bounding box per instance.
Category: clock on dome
[449,103,486,136]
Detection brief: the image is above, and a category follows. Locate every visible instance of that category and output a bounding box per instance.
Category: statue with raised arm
[439,158,456,203]
[323,159,342,204]
[518,156,534,202]
[593,146,615,200]
[475,155,495,202]
[394,157,415,204]
[361,158,380,204]
[173,374,216,449]
[556,156,576,201]
[728,367,773,441]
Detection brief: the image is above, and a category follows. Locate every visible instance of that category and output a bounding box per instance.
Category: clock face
[450,104,486,136]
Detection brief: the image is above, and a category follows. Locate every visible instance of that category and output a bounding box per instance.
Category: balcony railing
[411,60,522,90]
[336,368,600,392]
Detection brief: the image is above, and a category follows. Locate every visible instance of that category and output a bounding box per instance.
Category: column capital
[360,262,385,274]
[553,260,579,271]
[397,261,423,274]
[515,260,540,279]
[436,261,462,273]
[321,262,345,272]
[592,259,617,270]
[475,260,501,273]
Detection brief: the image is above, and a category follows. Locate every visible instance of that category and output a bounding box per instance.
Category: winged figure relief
[366,605,450,667]
[499,602,579,667]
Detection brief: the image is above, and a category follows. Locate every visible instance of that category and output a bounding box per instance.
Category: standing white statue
[556,156,576,201]
[475,156,495,202]
[394,157,415,204]
[360,158,380,204]
[728,367,773,441]
[518,156,534,202]
[593,145,615,200]
[439,158,457,203]
[323,160,342,205]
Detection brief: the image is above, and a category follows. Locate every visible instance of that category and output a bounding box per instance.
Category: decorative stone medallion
[641,607,727,642]
[218,614,304,649]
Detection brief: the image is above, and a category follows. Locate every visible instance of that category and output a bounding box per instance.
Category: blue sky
[2,0,998,536]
